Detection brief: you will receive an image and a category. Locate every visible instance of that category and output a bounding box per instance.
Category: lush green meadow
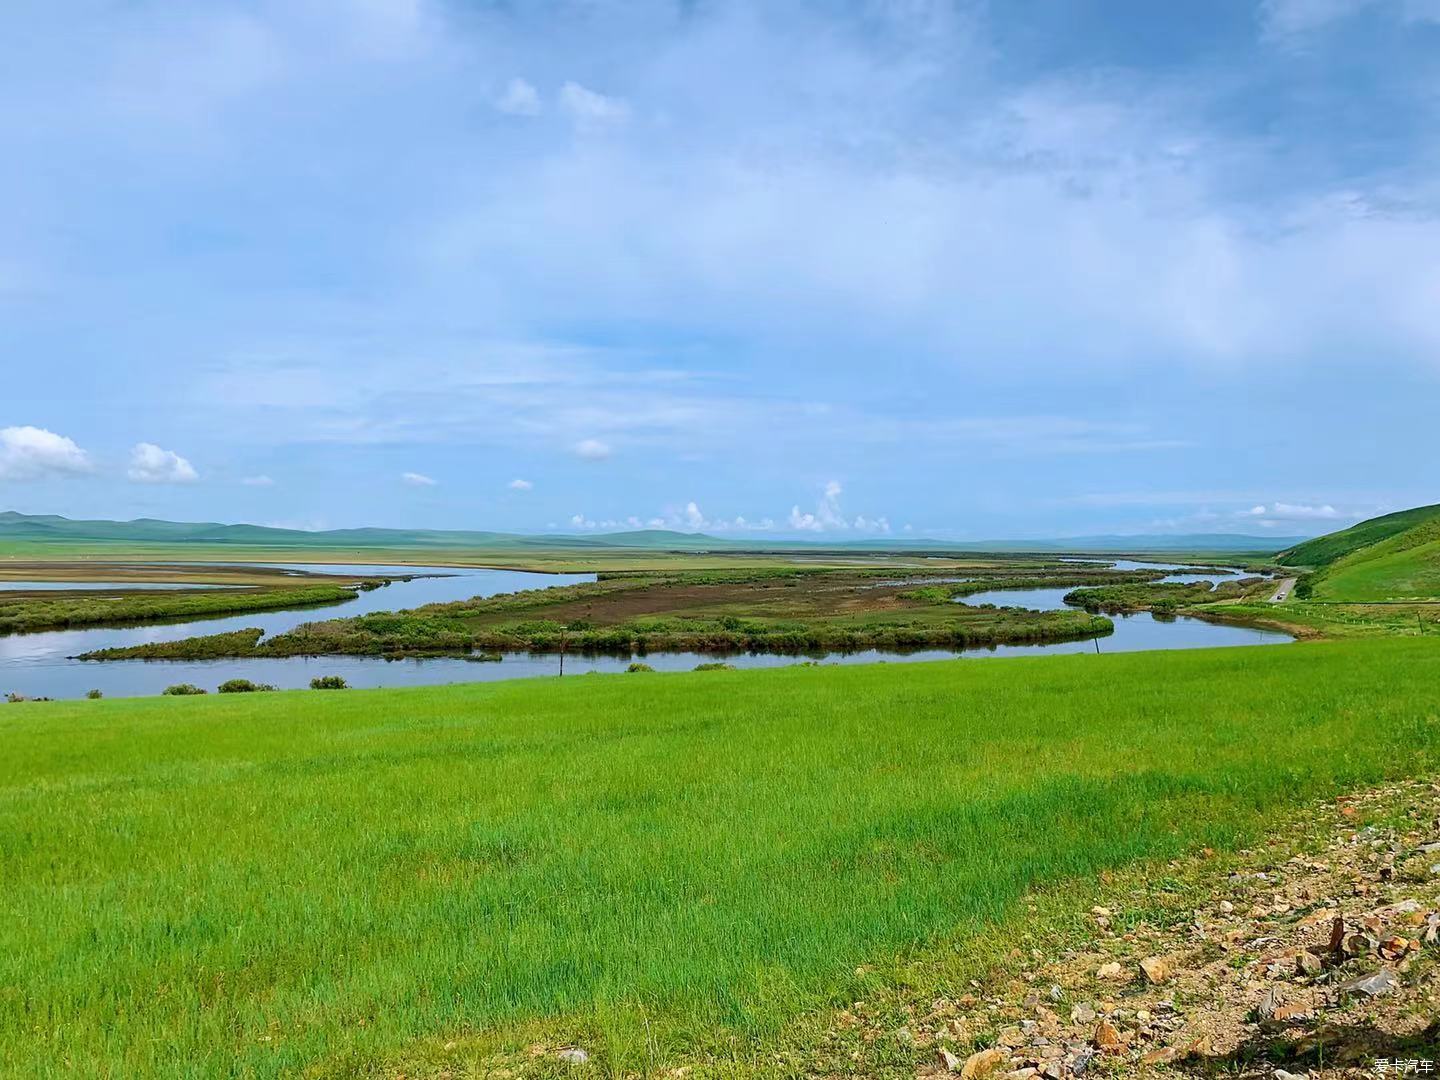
[3,639,1439,1077]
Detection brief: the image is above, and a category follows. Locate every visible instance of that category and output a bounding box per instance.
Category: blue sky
[3,0,1438,540]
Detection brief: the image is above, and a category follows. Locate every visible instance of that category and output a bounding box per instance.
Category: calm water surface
[0,560,1290,700]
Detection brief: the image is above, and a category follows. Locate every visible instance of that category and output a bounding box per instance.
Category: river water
[0,561,1291,700]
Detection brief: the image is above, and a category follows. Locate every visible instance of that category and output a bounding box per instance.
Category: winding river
[0,561,1291,699]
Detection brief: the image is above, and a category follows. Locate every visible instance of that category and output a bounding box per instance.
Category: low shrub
[217,679,277,694]
[310,675,348,690]
[162,684,207,696]
[625,662,655,673]
[85,689,103,700]
[693,662,735,672]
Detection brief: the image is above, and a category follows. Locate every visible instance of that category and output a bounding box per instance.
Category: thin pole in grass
[559,626,567,676]
[1093,636,1101,654]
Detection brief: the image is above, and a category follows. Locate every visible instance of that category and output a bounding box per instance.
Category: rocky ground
[393,780,1440,1079]
[895,780,1440,1080]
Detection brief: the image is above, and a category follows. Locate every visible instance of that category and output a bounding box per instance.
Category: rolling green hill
[1276,503,1440,600]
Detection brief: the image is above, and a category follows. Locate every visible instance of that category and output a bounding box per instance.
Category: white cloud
[574,438,612,461]
[1261,0,1376,37]
[0,426,92,480]
[127,442,198,484]
[789,479,849,532]
[495,77,541,116]
[558,81,630,130]
[241,474,274,487]
[508,477,534,490]
[401,471,437,486]
[1242,501,1346,521]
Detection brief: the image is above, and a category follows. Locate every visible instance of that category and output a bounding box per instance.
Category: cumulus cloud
[508,477,534,490]
[241,474,274,486]
[789,480,848,532]
[0,426,92,480]
[127,442,198,484]
[574,438,612,461]
[400,471,437,486]
[566,484,889,535]
[495,77,541,116]
[557,81,630,130]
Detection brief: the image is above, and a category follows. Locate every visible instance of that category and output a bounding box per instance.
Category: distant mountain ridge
[0,510,1304,555]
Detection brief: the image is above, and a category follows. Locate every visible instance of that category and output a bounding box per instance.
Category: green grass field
[3,639,1439,1077]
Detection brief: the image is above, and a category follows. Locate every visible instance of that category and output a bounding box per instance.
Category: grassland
[0,582,371,635]
[3,638,1439,1077]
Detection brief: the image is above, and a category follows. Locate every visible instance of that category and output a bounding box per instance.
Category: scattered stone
[960,1048,1008,1080]
[1069,1003,1096,1026]
[1274,1070,1309,1080]
[1336,967,1400,998]
[1218,900,1235,914]
[1379,935,1411,960]
[1328,915,1347,953]
[1139,956,1172,986]
[1142,1046,1178,1065]
[938,1046,962,1072]
[1091,1020,1122,1052]
[1255,987,1281,1020]
[1296,949,1324,977]
[1095,961,1124,980]
[556,1048,589,1064]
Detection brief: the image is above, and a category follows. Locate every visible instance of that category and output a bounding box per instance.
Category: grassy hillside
[1275,503,1440,600]
[3,640,1438,1077]
[1277,503,1440,569]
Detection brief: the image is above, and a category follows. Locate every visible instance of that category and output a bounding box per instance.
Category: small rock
[1070,1003,1096,1026]
[1296,950,1323,977]
[1328,916,1347,953]
[960,1048,1008,1080]
[1095,962,1124,980]
[1274,1071,1308,1080]
[1048,984,1063,1002]
[1342,931,1376,957]
[1091,1020,1122,1052]
[1039,1063,1064,1080]
[1184,1035,1214,1058]
[938,1046,962,1073]
[1068,1048,1095,1076]
[1139,956,1172,986]
[1255,987,1281,1020]
[1336,967,1400,997]
[1218,900,1235,914]
[1142,1047,1178,1065]
[896,1027,914,1045]
[557,1048,589,1065]
[1379,935,1411,960]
